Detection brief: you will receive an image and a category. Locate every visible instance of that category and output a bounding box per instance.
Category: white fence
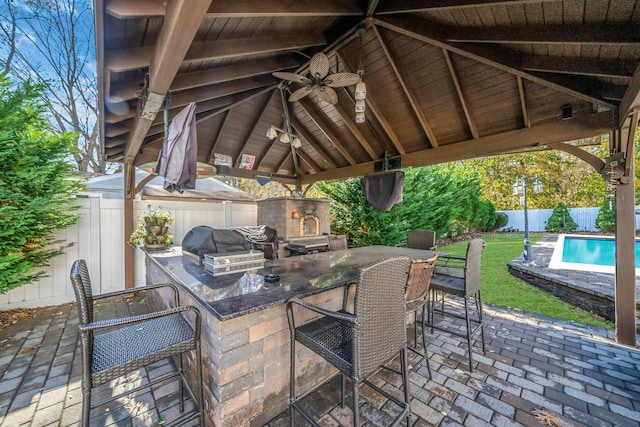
[0,194,257,310]
[500,206,640,232]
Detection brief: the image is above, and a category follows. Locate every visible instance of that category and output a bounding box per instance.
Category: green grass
[438,234,614,329]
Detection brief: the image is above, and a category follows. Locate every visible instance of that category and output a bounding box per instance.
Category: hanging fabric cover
[361,171,405,211]
[156,102,197,192]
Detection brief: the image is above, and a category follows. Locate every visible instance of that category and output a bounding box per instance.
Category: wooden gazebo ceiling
[96,0,640,186]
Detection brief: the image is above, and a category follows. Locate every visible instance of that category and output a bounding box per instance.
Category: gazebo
[93,0,639,346]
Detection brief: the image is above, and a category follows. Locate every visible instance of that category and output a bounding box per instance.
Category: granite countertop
[146,246,436,320]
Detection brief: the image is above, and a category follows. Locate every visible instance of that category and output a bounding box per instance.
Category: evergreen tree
[0,76,84,293]
[545,203,578,232]
[595,198,615,232]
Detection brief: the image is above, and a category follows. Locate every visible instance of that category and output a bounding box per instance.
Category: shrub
[494,212,509,229]
[595,198,615,232]
[471,199,497,231]
[545,203,578,232]
[0,77,84,294]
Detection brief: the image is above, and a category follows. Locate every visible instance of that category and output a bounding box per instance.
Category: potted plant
[129,205,174,250]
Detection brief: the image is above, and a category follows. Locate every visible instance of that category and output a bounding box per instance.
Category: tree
[545,203,578,232]
[314,165,496,247]
[0,0,107,174]
[0,76,84,293]
[595,198,615,232]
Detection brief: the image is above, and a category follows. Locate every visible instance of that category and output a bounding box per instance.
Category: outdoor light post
[513,176,544,265]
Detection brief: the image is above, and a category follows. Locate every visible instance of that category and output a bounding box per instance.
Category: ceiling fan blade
[309,53,329,79]
[318,86,338,105]
[272,71,310,84]
[325,72,361,88]
[289,86,313,102]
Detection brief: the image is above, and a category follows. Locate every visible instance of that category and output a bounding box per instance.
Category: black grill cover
[182,226,251,257]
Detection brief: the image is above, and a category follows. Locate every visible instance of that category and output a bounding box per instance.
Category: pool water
[549,234,640,274]
[561,236,640,267]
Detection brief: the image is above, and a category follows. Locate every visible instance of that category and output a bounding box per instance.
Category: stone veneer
[257,197,330,239]
[145,257,343,427]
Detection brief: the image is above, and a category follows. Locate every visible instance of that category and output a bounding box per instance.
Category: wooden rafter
[376,0,559,14]
[367,0,381,16]
[206,110,231,164]
[105,34,326,73]
[516,76,530,128]
[295,148,320,173]
[443,49,479,139]
[123,0,212,165]
[290,116,338,169]
[233,90,277,167]
[375,16,617,107]
[301,111,613,184]
[374,25,439,148]
[446,23,640,45]
[521,56,636,80]
[331,100,377,160]
[297,98,357,165]
[111,56,300,101]
[338,52,406,155]
[619,63,640,127]
[105,0,361,19]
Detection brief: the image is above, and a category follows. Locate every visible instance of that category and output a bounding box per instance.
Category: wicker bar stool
[327,234,348,251]
[428,239,486,372]
[286,256,412,427]
[70,259,204,426]
[405,256,437,378]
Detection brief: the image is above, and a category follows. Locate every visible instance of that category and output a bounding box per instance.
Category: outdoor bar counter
[144,246,435,427]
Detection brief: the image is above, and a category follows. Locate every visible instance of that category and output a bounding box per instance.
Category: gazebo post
[614,112,638,346]
[124,162,135,289]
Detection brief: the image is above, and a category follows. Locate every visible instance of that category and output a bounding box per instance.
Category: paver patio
[1,238,639,426]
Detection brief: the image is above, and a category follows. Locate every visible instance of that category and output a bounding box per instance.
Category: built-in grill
[284,236,329,256]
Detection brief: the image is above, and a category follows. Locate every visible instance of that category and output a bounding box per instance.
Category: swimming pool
[548,234,640,274]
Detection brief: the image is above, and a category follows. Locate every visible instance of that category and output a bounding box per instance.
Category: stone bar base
[146,257,343,427]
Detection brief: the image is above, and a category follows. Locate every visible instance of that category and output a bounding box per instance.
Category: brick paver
[0,266,639,426]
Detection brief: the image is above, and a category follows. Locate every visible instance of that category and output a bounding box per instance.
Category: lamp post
[513,176,543,265]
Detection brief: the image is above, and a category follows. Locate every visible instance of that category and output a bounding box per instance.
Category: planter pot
[144,243,167,250]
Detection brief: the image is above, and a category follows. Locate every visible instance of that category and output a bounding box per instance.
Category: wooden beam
[300,111,613,184]
[443,49,479,139]
[367,0,381,16]
[295,148,321,172]
[376,0,560,14]
[516,76,530,128]
[521,56,636,80]
[297,98,357,165]
[106,0,361,19]
[374,25,439,148]
[105,34,326,73]
[111,56,300,101]
[123,0,211,164]
[375,16,617,108]
[546,143,605,173]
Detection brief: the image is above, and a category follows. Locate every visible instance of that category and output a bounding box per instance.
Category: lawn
[438,233,614,329]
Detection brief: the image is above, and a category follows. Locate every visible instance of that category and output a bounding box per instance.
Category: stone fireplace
[257,197,330,240]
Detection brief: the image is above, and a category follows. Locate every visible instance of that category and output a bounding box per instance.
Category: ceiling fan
[272,53,361,105]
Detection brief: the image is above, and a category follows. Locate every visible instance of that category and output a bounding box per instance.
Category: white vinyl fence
[0,194,257,310]
[500,206,640,232]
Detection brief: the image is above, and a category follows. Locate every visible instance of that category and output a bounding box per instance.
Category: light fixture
[355,112,365,123]
[355,81,367,100]
[355,99,366,112]
[266,86,304,150]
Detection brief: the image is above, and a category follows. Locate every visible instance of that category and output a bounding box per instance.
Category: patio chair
[286,256,412,427]
[70,259,204,426]
[327,234,348,251]
[428,238,485,372]
[397,229,437,251]
[405,255,437,378]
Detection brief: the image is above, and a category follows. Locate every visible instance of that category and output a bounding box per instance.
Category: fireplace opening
[300,214,320,236]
